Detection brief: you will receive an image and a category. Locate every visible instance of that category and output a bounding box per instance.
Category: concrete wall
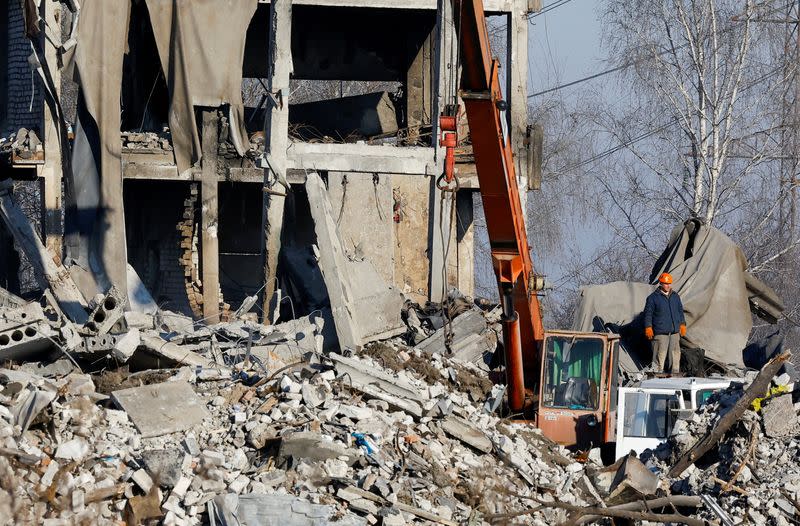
[4,0,43,135]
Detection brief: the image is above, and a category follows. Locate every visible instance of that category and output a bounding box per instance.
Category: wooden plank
[201,111,220,324]
[0,182,88,324]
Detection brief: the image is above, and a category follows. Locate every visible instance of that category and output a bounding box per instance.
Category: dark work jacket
[644,289,686,335]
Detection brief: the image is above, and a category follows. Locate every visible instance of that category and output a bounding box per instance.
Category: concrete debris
[2,276,795,525]
[111,381,211,438]
[0,286,623,525]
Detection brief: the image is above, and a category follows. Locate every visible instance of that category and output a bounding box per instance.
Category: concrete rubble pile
[0,127,44,163]
[639,355,800,526]
[0,296,618,526]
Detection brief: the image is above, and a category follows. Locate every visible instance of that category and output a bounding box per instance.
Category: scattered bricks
[132,469,155,493]
[171,476,192,499]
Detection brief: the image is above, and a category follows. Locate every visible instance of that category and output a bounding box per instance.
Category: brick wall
[4,0,43,136]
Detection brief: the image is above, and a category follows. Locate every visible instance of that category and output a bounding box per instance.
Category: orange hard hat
[658,272,673,284]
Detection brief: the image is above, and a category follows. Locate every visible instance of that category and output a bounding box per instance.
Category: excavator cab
[536,332,620,450]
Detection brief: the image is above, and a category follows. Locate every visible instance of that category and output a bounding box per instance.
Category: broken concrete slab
[305,172,363,351]
[140,333,227,371]
[440,415,493,453]
[0,182,89,324]
[329,353,428,417]
[348,259,405,343]
[278,431,360,465]
[0,302,61,361]
[606,455,659,505]
[210,493,368,526]
[0,285,25,309]
[10,386,56,434]
[111,380,210,438]
[415,309,493,357]
[112,328,141,362]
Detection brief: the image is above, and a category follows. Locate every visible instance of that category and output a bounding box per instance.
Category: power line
[559,66,786,173]
[528,0,795,99]
[527,0,576,19]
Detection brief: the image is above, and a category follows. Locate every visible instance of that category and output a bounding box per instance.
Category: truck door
[615,388,682,461]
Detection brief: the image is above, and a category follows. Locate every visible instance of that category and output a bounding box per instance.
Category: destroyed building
[3,3,800,526]
[0,0,537,322]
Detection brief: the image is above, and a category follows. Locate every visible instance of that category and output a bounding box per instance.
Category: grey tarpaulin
[65,0,131,300]
[573,219,784,369]
[144,0,256,176]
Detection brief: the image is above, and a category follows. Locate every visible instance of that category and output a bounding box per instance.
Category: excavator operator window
[542,336,604,410]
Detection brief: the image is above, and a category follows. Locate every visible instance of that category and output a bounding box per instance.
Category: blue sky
[528,0,604,95]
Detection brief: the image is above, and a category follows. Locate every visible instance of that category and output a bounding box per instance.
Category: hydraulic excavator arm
[440,0,545,413]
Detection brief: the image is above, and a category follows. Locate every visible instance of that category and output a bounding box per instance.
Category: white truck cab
[615,377,738,460]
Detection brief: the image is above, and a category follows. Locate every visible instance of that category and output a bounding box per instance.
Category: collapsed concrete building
[0,0,539,326]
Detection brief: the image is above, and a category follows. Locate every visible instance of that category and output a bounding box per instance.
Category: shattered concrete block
[762,394,797,438]
[55,437,90,461]
[440,416,493,453]
[329,353,428,418]
[0,302,60,361]
[112,328,141,362]
[111,381,210,438]
[142,448,186,488]
[278,432,360,465]
[86,286,126,335]
[124,311,155,330]
[606,455,659,505]
[132,469,154,493]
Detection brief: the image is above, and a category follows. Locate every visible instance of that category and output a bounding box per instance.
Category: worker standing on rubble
[643,273,686,374]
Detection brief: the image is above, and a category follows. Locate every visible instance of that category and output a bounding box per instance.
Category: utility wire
[560,65,785,173]
[527,0,576,19]
[528,0,794,99]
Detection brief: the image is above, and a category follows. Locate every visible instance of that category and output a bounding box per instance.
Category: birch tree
[599,0,790,232]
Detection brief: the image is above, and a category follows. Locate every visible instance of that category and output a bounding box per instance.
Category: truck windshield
[622,392,676,438]
[542,336,604,410]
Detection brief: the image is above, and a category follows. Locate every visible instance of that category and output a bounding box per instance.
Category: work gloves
[644,327,654,340]
[680,324,687,337]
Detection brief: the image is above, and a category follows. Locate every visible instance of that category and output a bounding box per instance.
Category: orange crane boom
[443,0,545,412]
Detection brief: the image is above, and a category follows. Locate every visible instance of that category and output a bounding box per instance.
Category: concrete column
[507,4,530,201]
[41,0,62,261]
[201,110,220,324]
[261,0,292,323]
[428,0,456,302]
[432,0,455,153]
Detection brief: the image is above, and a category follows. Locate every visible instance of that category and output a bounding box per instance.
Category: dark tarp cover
[145,0,257,176]
[65,0,132,298]
[572,219,784,370]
